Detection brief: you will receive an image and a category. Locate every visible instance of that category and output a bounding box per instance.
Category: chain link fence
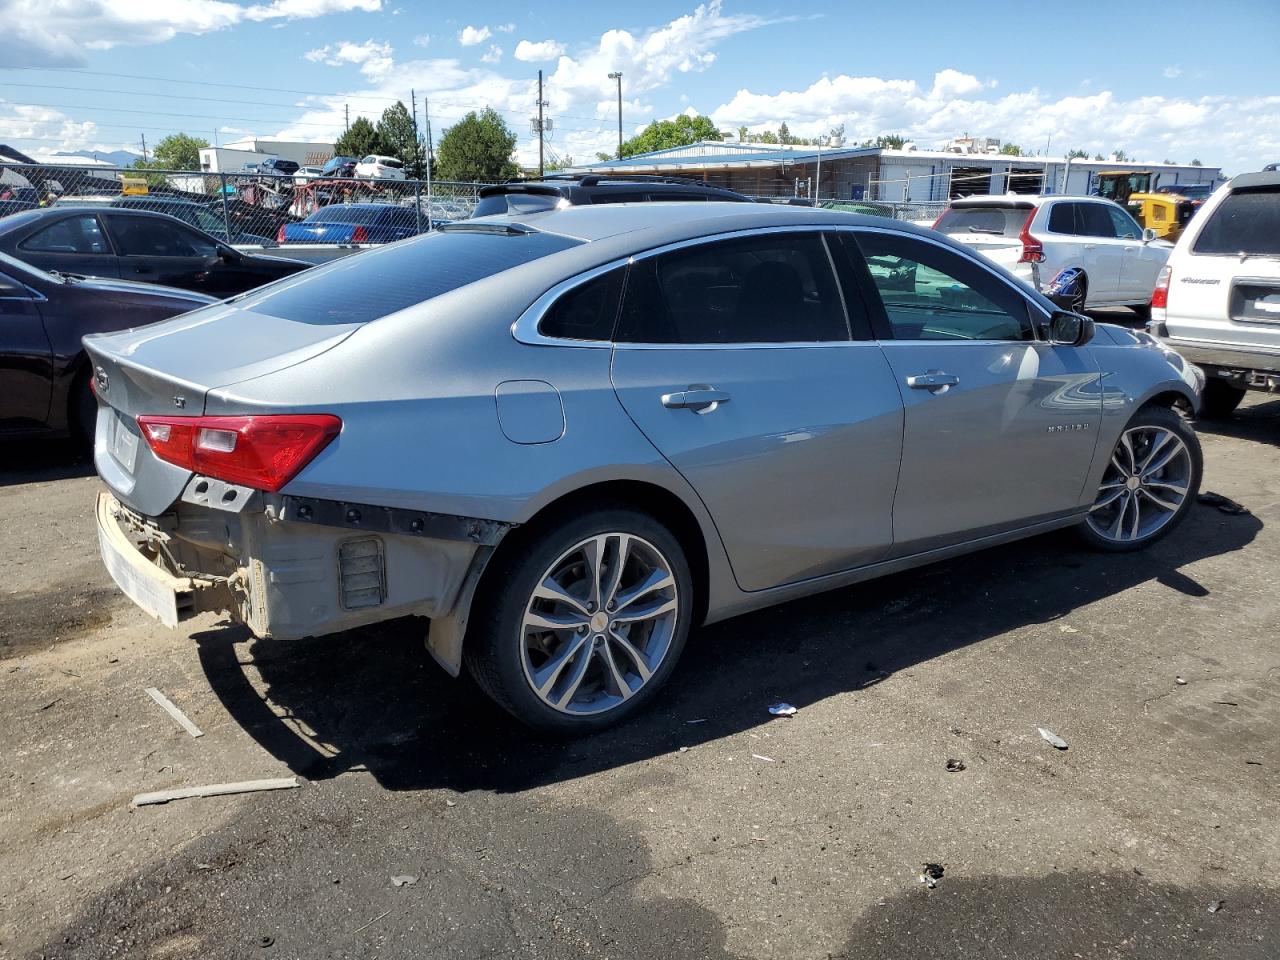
[0,162,489,248]
[747,195,948,223]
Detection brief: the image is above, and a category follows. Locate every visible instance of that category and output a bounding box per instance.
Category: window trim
[0,271,44,302]
[514,224,869,349]
[18,213,115,257]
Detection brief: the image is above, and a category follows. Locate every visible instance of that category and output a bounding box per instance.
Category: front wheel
[1077,405,1202,552]
[465,507,693,734]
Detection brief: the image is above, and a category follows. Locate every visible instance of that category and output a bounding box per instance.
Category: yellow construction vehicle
[1095,170,1153,204]
[1125,192,1197,241]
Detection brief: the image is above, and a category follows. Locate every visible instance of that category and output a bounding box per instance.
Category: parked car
[87,203,1204,734]
[294,166,325,184]
[932,195,1173,314]
[277,203,424,244]
[0,208,309,297]
[0,199,37,219]
[354,155,406,180]
[1149,171,1280,417]
[474,174,752,217]
[320,156,358,178]
[110,196,276,246]
[243,157,300,177]
[0,251,212,445]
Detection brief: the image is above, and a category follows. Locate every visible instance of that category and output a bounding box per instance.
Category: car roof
[949,194,1113,209]
[1228,171,1280,190]
[308,202,404,212]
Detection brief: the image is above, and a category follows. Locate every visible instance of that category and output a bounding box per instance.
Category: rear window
[304,205,385,225]
[234,228,582,324]
[1192,188,1280,257]
[474,192,564,217]
[933,206,1030,237]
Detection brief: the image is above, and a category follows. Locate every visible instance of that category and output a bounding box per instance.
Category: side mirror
[216,246,241,263]
[1142,227,1159,243]
[1048,310,1095,347]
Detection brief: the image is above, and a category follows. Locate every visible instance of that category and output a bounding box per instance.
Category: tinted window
[852,232,1033,342]
[21,215,110,254]
[934,205,1031,238]
[591,192,649,204]
[615,232,848,344]
[0,271,28,295]
[235,228,582,324]
[1193,187,1280,257]
[382,158,404,169]
[474,192,563,217]
[1047,202,1078,235]
[1077,203,1116,238]
[1107,205,1141,239]
[305,205,385,224]
[111,217,217,257]
[539,268,625,341]
[646,192,709,202]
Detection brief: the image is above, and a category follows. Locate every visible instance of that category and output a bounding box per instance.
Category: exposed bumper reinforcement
[280,495,511,546]
[96,491,200,628]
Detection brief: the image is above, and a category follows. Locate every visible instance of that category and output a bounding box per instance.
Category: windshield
[1193,187,1280,257]
[933,205,1031,237]
[0,249,57,285]
[232,228,582,324]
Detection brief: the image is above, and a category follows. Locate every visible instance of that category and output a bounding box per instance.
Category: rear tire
[1198,378,1246,419]
[71,370,98,452]
[464,506,693,735]
[1077,405,1201,552]
[1069,275,1089,314]
[1129,303,1152,321]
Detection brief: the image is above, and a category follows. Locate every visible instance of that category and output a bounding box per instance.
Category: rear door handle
[662,386,730,413]
[906,372,960,390]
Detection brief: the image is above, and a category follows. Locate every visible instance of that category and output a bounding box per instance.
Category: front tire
[1198,378,1246,419]
[1077,405,1201,552]
[465,506,693,734]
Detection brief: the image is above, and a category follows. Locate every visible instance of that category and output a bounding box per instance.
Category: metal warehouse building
[569,141,1223,205]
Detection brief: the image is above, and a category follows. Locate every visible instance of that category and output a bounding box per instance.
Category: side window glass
[1047,203,1076,235]
[852,232,1034,342]
[615,232,848,344]
[1107,206,1141,240]
[538,268,625,341]
[1080,204,1117,238]
[113,218,216,258]
[0,272,29,296]
[21,215,110,254]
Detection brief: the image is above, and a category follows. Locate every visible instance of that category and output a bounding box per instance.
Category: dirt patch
[0,585,121,659]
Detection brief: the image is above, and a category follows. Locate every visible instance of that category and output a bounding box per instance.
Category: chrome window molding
[511,222,1055,350]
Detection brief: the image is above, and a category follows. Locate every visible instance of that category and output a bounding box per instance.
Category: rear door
[1075,202,1125,300]
[1108,204,1162,302]
[609,229,904,591]
[15,213,121,280]
[1164,182,1280,346]
[841,229,1101,555]
[0,271,52,427]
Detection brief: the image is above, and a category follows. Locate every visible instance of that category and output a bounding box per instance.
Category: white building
[198,139,335,174]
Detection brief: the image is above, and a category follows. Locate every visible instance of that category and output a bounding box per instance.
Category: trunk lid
[85,301,362,515]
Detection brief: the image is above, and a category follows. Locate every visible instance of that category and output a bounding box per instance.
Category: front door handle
[906,371,960,395]
[662,386,730,413]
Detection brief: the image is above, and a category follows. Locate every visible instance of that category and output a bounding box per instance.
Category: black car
[0,251,213,444]
[111,196,276,246]
[472,174,753,217]
[320,156,358,178]
[0,208,309,297]
[243,158,300,176]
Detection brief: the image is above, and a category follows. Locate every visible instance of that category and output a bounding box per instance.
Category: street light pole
[608,72,623,160]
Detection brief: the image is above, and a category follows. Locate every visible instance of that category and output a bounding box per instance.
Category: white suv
[354,155,407,180]
[933,195,1172,314]
[1149,172,1280,417]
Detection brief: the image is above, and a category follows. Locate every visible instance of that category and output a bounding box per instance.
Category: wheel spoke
[552,641,595,708]
[524,608,588,633]
[1127,492,1142,539]
[532,574,589,617]
[581,536,606,611]
[1118,433,1138,474]
[609,627,653,682]
[602,534,631,608]
[1139,487,1182,512]
[532,633,589,698]
[614,566,674,613]
[1142,440,1186,479]
[612,596,678,625]
[1092,486,1126,511]
[1145,479,1188,496]
[1108,492,1131,539]
[599,642,633,701]
[1136,429,1174,473]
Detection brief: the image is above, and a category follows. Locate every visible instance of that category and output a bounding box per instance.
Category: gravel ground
[2,393,1278,960]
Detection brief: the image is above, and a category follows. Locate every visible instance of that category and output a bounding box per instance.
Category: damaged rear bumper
[95,487,511,672]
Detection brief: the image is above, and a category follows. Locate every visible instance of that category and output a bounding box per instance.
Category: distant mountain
[51,149,141,167]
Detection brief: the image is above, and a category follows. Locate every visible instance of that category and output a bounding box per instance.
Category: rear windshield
[233,228,582,323]
[304,205,388,224]
[1193,187,1280,257]
[474,192,563,217]
[933,205,1031,237]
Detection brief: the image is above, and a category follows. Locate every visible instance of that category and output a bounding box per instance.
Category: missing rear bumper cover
[281,495,511,546]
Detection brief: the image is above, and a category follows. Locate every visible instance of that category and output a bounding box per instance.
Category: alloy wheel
[520,532,680,716]
[1087,425,1192,543]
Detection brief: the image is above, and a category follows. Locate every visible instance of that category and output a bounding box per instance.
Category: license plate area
[1230,280,1280,324]
[109,411,140,474]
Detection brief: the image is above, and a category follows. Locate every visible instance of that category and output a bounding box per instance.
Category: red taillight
[276,224,287,243]
[1151,265,1171,309]
[136,414,341,492]
[1017,209,1044,263]
[351,225,369,243]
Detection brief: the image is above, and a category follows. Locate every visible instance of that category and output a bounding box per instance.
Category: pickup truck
[277,203,425,244]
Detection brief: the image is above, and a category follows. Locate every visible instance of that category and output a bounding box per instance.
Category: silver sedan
[86,203,1205,732]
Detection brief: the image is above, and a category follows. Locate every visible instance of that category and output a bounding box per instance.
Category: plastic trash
[1208,899,1225,914]
[1038,727,1069,750]
[768,703,798,717]
[391,875,418,887]
[919,863,945,888]
[1198,492,1248,515]
[945,759,966,773]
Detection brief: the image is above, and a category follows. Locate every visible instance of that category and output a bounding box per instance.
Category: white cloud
[496,22,516,33]
[480,44,503,64]
[0,0,382,66]
[413,33,430,47]
[304,40,394,80]
[458,25,491,46]
[1163,66,1183,79]
[514,39,566,62]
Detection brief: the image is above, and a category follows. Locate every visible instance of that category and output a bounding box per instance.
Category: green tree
[737,125,748,143]
[334,117,388,159]
[874,134,906,149]
[377,101,423,176]
[759,130,779,144]
[778,121,793,145]
[435,108,519,181]
[827,123,845,147]
[999,143,1023,156]
[1094,153,1106,161]
[1066,148,1089,159]
[1113,149,1131,161]
[133,133,208,171]
[617,114,722,158]
[1190,158,1203,166]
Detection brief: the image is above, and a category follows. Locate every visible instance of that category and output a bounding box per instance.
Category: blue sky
[1,0,1277,172]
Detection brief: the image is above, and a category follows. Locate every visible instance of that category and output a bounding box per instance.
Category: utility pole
[410,88,422,175]
[608,72,623,160]
[140,133,148,163]
[424,97,433,225]
[344,104,350,133]
[538,70,545,178]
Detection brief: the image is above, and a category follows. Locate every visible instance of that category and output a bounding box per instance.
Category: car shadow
[0,437,93,487]
[196,498,1261,795]
[1195,394,1280,447]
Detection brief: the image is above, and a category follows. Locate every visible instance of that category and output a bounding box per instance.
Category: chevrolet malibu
[85,203,1205,733]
